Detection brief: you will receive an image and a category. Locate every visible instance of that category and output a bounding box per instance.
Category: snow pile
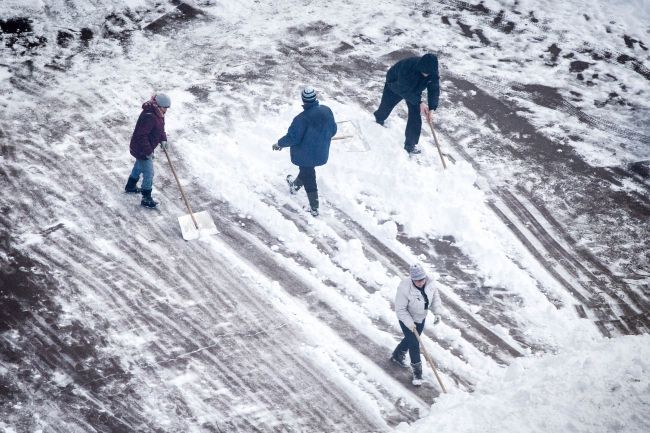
[401,334,650,433]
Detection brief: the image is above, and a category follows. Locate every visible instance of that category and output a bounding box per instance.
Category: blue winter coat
[386,54,440,109]
[278,101,337,167]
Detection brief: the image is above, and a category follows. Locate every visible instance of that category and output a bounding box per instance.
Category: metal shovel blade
[178,211,218,241]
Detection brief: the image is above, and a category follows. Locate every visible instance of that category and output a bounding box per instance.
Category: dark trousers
[397,320,425,364]
[373,83,422,151]
[294,166,319,209]
[294,166,317,193]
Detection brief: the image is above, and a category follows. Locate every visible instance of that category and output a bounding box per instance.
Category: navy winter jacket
[129,102,167,160]
[386,54,440,109]
[278,101,337,167]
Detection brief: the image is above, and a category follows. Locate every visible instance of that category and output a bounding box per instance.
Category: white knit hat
[409,263,427,281]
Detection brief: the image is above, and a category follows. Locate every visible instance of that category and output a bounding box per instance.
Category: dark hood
[416,53,438,74]
[142,100,164,118]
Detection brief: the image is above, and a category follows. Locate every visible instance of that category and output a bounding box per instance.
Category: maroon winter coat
[129,101,167,160]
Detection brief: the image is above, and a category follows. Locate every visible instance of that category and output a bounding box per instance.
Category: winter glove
[146,153,155,160]
[433,314,441,325]
[272,143,282,151]
[160,141,169,151]
[411,325,418,334]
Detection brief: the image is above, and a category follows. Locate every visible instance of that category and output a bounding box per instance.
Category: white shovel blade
[178,211,218,241]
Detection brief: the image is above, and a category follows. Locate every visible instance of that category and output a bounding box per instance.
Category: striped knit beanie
[301,86,317,103]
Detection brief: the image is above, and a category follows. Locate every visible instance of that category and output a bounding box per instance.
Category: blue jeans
[129,158,154,190]
[397,320,425,364]
[374,82,422,151]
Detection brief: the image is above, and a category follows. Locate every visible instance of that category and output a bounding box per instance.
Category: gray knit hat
[301,86,317,103]
[154,93,171,108]
[409,263,427,281]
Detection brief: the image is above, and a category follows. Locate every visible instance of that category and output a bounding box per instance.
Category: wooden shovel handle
[162,147,199,230]
[427,117,447,170]
[414,329,448,393]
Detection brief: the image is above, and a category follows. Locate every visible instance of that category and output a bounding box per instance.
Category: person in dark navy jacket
[273,87,337,216]
[373,53,440,155]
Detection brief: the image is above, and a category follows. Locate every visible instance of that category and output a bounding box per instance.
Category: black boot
[140,189,158,209]
[124,176,141,193]
[306,190,319,216]
[405,145,422,155]
[390,346,409,368]
[286,175,303,195]
[411,362,423,386]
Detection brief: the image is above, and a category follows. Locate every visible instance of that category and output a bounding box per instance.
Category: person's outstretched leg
[125,160,143,193]
[391,325,411,368]
[287,171,304,194]
[373,82,402,126]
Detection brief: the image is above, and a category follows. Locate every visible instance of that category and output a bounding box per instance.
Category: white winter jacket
[395,277,442,329]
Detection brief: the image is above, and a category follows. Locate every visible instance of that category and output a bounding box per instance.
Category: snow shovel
[333,120,354,141]
[414,329,447,393]
[162,147,218,241]
[426,116,447,170]
[333,120,370,152]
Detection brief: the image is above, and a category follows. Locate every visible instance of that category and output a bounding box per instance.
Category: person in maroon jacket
[124,94,171,208]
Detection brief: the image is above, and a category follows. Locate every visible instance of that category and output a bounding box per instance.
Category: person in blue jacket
[373,53,440,155]
[273,87,337,217]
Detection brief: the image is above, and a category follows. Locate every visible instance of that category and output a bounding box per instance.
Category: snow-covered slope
[1,1,648,432]
[402,334,650,433]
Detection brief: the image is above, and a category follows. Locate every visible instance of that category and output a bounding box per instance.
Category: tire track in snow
[2,96,393,432]
[436,93,649,337]
[206,203,441,408]
[257,195,516,378]
[49,218,385,432]
[38,227,380,432]
[319,203,526,361]
[45,190,378,432]
[490,186,646,337]
[508,187,650,334]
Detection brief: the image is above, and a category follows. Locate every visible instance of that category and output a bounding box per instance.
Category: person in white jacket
[391,263,443,386]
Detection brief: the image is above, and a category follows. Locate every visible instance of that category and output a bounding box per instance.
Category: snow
[401,335,650,433]
[1,0,648,432]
